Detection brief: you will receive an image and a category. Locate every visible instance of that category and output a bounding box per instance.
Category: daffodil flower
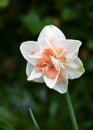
[20,25,85,94]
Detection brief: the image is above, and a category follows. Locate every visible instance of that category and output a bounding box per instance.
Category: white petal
[39,38,54,51]
[66,57,85,79]
[33,77,44,83]
[55,40,82,57]
[20,41,40,66]
[26,62,34,77]
[26,62,44,82]
[38,25,66,43]
[50,56,59,70]
[54,79,68,94]
[53,80,68,94]
[27,68,42,81]
[28,51,43,65]
[43,69,60,88]
[53,70,68,94]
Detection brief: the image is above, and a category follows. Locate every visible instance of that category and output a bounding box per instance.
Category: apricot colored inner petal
[43,66,58,79]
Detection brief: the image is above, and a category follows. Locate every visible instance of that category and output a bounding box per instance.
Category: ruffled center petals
[44,66,58,79]
[49,39,68,61]
[36,48,56,76]
[35,47,67,83]
[57,70,63,83]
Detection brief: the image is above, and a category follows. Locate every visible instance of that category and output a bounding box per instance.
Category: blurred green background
[0,0,93,130]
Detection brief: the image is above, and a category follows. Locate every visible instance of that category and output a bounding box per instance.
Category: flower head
[20,25,85,94]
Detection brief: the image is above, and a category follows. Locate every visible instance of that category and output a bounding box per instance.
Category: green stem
[65,91,79,130]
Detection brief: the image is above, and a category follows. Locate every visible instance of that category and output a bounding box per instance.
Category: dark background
[0,0,93,130]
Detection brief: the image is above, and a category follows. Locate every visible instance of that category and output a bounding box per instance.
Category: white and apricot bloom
[20,25,85,94]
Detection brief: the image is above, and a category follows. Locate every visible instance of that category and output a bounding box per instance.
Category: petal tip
[78,65,85,74]
[27,76,31,81]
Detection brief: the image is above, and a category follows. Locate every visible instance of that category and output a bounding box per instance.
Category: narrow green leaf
[29,108,40,130]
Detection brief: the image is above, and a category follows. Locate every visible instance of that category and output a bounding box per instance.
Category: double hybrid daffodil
[20,25,85,94]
